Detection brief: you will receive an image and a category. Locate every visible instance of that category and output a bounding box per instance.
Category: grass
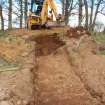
[92,32,105,55]
[97,50,105,55]
[93,32,105,43]
[0,30,8,37]
[0,57,22,72]
[0,30,25,71]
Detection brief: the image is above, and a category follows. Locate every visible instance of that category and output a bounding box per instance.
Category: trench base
[34,34,96,105]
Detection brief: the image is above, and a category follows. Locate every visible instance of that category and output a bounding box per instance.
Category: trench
[30,34,65,105]
[26,28,105,105]
[30,34,98,105]
[34,34,65,56]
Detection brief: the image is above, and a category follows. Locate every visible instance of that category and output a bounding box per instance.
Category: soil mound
[66,27,91,39]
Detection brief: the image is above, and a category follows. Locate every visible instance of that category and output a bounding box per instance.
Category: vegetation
[0,30,7,37]
[93,32,105,43]
[93,32,105,55]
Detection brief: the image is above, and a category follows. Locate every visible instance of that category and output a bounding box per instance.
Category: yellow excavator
[27,0,65,29]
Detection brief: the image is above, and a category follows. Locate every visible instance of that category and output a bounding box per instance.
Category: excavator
[27,0,65,29]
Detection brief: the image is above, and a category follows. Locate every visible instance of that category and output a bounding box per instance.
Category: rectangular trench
[31,34,98,105]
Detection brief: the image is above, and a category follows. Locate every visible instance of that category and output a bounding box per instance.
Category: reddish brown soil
[34,32,105,105]
[34,35,98,105]
[0,28,105,105]
[35,34,65,56]
[66,26,91,39]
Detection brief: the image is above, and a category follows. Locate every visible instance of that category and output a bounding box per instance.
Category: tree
[61,0,78,25]
[24,0,28,28]
[92,0,103,30]
[82,0,105,31]
[61,0,65,15]
[78,0,83,26]
[89,0,94,29]
[84,0,88,28]
[31,0,34,12]
[0,4,4,30]
[64,0,70,25]
[8,0,12,29]
[19,0,23,28]
[88,0,105,31]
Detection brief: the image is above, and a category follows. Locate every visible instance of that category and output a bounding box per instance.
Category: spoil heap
[66,27,91,39]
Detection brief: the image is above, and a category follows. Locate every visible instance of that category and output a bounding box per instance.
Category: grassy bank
[93,32,105,55]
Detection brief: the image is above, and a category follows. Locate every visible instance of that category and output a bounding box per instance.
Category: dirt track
[0,28,105,105]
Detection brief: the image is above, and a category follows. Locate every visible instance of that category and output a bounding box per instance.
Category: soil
[0,40,35,105]
[36,47,96,105]
[34,34,65,56]
[0,27,105,105]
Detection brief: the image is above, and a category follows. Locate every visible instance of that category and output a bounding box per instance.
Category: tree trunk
[61,0,76,25]
[8,0,12,29]
[0,5,4,30]
[92,0,102,30]
[62,0,65,15]
[84,0,88,29]
[78,0,83,26]
[89,0,94,30]
[31,0,34,12]
[20,0,23,28]
[65,0,70,25]
[24,0,28,28]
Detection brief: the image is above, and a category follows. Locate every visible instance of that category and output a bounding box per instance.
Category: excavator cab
[28,0,44,29]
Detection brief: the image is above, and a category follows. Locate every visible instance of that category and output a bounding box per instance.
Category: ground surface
[37,48,95,105]
[0,27,105,105]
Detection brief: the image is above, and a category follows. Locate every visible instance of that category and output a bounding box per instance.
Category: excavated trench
[30,34,101,105]
[34,34,65,56]
[31,34,66,105]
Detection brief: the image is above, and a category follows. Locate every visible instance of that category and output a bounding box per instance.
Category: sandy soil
[0,28,105,105]
[34,35,97,105]
[0,37,35,105]
[36,49,96,105]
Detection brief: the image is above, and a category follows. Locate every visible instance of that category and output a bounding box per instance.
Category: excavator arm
[41,0,58,24]
[48,0,57,18]
[40,0,48,24]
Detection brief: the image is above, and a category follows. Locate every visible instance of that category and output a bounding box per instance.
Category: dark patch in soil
[34,34,65,56]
